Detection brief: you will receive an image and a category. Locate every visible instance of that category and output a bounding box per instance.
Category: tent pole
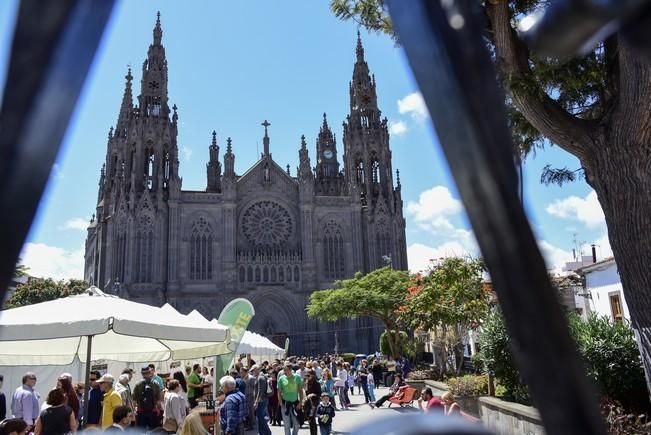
[82,335,93,429]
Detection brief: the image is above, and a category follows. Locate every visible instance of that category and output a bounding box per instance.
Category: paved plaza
[252,386,417,435]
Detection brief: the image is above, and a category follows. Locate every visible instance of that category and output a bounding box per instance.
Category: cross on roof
[261,120,271,136]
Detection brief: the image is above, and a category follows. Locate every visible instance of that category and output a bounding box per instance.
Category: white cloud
[389,120,407,136]
[407,242,473,274]
[397,92,429,120]
[546,190,605,228]
[182,146,193,162]
[594,233,613,259]
[60,217,89,232]
[538,240,573,272]
[407,185,462,223]
[20,243,85,280]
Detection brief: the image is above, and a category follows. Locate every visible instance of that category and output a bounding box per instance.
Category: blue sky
[0,0,611,279]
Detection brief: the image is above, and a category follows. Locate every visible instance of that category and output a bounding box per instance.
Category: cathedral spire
[116,67,133,134]
[224,137,235,178]
[153,11,162,46]
[316,112,339,178]
[139,12,169,118]
[349,32,379,120]
[298,135,313,182]
[207,130,221,192]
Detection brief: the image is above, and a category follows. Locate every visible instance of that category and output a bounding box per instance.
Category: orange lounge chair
[388,386,418,407]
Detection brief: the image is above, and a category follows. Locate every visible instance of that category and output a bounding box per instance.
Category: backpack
[139,380,155,412]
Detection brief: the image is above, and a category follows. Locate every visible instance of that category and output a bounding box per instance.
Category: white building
[577,257,630,323]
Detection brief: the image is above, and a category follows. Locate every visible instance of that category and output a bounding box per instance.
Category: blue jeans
[319,424,332,435]
[256,402,272,435]
[368,384,376,401]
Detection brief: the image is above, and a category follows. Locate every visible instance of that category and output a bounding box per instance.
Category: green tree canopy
[400,257,487,331]
[307,266,411,357]
[5,278,88,309]
[400,257,488,374]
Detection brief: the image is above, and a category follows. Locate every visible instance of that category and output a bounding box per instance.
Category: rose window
[241,201,292,247]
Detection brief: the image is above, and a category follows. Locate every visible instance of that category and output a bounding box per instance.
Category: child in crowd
[316,392,336,435]
[367,371,376,402]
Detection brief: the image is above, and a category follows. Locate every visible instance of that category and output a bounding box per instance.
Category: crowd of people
[0,354,462,435]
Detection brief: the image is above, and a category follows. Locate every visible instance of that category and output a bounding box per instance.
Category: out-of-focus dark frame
[387,0,606,434]
[0,0,115,298]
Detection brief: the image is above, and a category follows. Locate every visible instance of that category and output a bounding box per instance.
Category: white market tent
[236,330,284,362]
[0,287,231,365]
[0,287,232,410]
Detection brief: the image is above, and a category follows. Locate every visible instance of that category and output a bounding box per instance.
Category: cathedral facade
[84,15,407,355]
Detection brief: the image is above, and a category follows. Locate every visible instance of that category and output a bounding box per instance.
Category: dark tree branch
[485,0,596,160]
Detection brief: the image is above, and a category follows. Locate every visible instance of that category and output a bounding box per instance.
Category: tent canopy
[236,330,284,361]
[0,287,231,364]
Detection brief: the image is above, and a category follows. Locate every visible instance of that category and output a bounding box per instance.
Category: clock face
[323,150,334,159]
[148,80,160,90]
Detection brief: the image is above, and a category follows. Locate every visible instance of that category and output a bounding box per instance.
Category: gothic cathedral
[84,14,407,355]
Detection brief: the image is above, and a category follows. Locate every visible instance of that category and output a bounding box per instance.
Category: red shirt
[425,397,444,413]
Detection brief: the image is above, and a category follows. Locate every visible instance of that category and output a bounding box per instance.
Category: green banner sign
[215,298,255,378]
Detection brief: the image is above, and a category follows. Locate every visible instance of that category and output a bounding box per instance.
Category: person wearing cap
[98,374,123,430]
[132,365,161,430]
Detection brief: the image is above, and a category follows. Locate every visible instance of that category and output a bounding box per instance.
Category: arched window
[162,149,171,190]
[355,159,365,185]
[278,267,284,282]
[113,225,127,283]
[271,267,277,282]
[135,215,154,283]
[189,217,213,280]
[323,220,346,280]
[144,147,154,190]
[263,266,269,283]
[286,266,292,282]
[294,266,300,282]
[247,266,253,282]
[376,220,392,267]
[239,266,245,282]
[372,159,380,184]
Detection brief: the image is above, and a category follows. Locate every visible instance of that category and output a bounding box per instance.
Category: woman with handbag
[163,380,186,433]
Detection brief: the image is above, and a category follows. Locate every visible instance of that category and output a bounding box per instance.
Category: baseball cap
[98,374,114,384]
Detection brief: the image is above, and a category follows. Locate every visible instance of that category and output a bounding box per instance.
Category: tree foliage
[5,278,88,309]
[399,257,489,374]
[568,314,648,411]
[400,258,487,331]
[14,260,29,278]
[380,330,407,356]
[479,311,649,409]
[477,310,531,404]
[307,267,411,357]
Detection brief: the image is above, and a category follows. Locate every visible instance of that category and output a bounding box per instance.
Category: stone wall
[478,396,545,435]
